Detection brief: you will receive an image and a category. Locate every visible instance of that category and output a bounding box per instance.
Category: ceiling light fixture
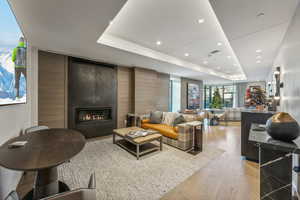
[203,61,208,64]
[198,18,205,24]
[156,41,162,46]
[217,42,222,46]
[256,60,261,64]
[109,20,113,25]
[256,49,262,53]
[257,12,265,18]
[227,56,231,59]
[184,53,189,57]
[256,55,262,59]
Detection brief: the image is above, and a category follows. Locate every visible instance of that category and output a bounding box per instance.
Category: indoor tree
[211,88,222,109]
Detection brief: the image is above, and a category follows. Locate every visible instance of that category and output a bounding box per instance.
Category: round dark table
[0,129,85,200]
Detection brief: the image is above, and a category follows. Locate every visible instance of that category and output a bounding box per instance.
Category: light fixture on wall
[274,96,280,100]
[274,66,281,106]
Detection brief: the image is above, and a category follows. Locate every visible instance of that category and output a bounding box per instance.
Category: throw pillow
[173,115,186,126]
[162,112,179,126]
[149,111,163,124]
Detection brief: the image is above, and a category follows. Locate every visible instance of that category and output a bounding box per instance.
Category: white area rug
[58,137,224,200]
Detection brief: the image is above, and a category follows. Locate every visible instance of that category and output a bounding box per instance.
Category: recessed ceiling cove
[98,0,247,81]
[210,0,298,82]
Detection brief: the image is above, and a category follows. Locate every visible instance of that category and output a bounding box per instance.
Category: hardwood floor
[161,122,259,200]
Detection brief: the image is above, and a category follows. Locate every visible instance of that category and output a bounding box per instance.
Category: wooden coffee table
[113,127,162,160]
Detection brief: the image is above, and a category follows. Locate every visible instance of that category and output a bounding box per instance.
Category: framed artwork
[187,83,200,109]
[0,0,27,106]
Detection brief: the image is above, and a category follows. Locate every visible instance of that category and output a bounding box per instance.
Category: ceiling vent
[208,49,221,57]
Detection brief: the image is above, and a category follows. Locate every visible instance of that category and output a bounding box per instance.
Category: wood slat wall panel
[117,67,134,128]
[156,73,170,111]
[134,68,158,114]
[134,67,170,114]
[38,51,68,128]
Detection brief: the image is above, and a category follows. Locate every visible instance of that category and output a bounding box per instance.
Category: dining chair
[41,173,96,200]
[4,191,19,200]
[24,125,49,134]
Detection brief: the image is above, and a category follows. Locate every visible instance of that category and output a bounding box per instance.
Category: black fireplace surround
[68,58,117,138]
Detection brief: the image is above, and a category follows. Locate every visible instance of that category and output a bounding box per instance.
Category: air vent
[208,50,221,57]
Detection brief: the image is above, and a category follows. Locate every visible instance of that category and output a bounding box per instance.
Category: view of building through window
[204,84,236,108]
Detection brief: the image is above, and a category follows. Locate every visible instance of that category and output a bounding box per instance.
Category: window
[169,77,181,112]
[204,84,236,108]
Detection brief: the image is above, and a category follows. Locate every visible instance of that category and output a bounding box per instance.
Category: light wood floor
[161,122,259,200]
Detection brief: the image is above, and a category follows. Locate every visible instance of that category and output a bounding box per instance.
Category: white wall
[272,2,300,196]
[0,46,38,198]
[274,3,300,122]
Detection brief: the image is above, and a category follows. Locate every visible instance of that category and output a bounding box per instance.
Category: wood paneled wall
[181,78,203,111]
[117,67,134,128]
[116,67,170,127]
[134,67,170,114]
[38,51,68,128]
[134,68,158,114]
[156,73,170,111]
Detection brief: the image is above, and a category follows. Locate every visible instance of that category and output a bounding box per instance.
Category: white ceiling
[99,0,246,81]
[210,0,299,81]
[8,0,299,83]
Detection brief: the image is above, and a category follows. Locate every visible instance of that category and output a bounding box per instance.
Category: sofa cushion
[162,112,179,126]
[182,114,196,122]
[173,115,186,126]
[149,111,163,124]
[141,123,178,139]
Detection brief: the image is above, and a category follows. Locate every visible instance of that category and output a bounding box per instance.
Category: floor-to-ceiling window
[169,77,181,112]
[204,84,236,109]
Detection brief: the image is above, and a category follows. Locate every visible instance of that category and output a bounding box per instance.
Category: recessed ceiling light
[256,60,261,64]
[227,56,231,59]
[184,53,189,57]
[217,42,222,46]
[203,61,208,64]
[198,18,205,24]
[256,49,262,53]
[109,20,113,25]
[156,41,162,46]
[256,55,262,59]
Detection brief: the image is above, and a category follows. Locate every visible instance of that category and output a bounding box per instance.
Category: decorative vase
[266,112,300,142]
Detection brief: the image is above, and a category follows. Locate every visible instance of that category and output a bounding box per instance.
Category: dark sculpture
[266,112,300,142]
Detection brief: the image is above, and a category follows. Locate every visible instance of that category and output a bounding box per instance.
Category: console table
[241,111,274,162]
[249,124,299,200]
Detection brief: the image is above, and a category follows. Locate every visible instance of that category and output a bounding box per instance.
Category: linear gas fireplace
[76,107,112,123]
[68,57,117,138]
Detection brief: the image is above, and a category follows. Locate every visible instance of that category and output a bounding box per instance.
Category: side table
[185,121,203,155]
